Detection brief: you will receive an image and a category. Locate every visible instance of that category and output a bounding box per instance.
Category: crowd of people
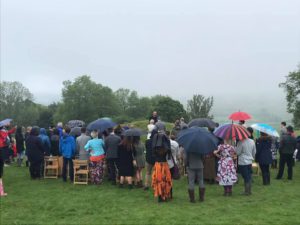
[0,112,300,203]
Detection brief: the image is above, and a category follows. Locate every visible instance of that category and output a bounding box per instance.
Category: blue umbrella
[251,123,279,137]
[87,118,117,132]
[177,127,218,154]
[0,118,13,127]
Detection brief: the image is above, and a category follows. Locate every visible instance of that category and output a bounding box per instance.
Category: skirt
[152,162,172,200]
[89,160,104,185]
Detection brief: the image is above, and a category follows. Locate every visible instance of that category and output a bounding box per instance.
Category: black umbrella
[70,127,82,136]
[177,127,218,154]
[188,118,217,129]
[67,120,85,129]
[87,118,116,132]
[123,128,142,137]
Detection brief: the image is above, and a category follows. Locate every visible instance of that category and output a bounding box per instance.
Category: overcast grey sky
[1,0,300,105]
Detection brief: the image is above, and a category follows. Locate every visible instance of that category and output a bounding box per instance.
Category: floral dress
[217,144,237,186]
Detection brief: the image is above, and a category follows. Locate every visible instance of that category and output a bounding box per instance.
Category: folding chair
[73,160,89,185]
[44,156,59,179]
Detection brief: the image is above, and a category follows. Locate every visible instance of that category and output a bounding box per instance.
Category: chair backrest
[44,156,59,166]
[73,160,89,170]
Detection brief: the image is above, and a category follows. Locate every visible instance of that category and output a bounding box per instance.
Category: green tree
[151,96,186,122]
[55,75,120,123]
[187,94,214,120]
[0,81,40,126]
[279,65,300,128]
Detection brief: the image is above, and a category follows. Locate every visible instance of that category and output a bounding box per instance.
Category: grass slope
[1,163,300,225]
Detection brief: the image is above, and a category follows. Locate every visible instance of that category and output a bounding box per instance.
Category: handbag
[171,154,180,180]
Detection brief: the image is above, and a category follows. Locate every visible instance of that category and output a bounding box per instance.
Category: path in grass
[1,163,300,225]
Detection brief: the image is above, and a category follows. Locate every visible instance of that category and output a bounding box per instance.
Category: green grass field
[1,162,300,225]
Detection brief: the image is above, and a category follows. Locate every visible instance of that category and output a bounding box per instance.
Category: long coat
[255,137,273,165]
[26,135,44,163]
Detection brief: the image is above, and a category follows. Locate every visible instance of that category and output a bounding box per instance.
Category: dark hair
[239,120,245,124]
[121,136,134,151]
[281,122,286,126]
[247,127,253,134]
[52,128,59,136]
[16,126,23,134]
[30,127,40,136]
[81,127,86,133]
[165,130,170,136]
[64,126,71,134]
[287,125,294,133]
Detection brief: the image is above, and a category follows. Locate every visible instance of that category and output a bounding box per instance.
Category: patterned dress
[217,144,237,186]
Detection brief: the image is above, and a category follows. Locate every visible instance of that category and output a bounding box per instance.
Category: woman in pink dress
[214,141,237,196]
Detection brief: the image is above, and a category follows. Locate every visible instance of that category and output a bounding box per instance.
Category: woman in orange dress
[151,132,172,202]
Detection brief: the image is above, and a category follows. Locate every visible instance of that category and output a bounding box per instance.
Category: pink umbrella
[229,111,252,121]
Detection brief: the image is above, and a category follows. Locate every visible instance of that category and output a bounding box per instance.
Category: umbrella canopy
[70,127,82,136]
[177,127,218,155]
[0,118,13,127]
[188,118,217,129]
[251,123,280,138]
[123,128,143,137]
[67,120,85,128]
[214,123,250,141]
[87,118,116,132]
[229,111,252,121]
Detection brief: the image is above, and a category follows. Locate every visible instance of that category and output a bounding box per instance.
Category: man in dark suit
[276,126,297,180]
[105,128,121,185]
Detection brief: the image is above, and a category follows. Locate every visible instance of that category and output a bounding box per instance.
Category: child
[214,141,237,196]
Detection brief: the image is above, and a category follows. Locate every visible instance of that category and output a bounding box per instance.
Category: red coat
[0,127,16,148]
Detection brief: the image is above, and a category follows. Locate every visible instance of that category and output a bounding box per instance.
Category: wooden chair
[44,156,59,179]
[73,160,89,185]
[252,163,260,176]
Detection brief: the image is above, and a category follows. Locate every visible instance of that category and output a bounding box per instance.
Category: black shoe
[119,183,124,188]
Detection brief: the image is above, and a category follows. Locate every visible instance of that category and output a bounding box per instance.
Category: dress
[134,142,145,168]
[217,144,237,186]
[118,145,135,176]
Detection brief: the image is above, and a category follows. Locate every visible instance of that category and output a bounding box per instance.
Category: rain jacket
[59,134,75,159]
[255,136,273,165]
[39,128,51,155]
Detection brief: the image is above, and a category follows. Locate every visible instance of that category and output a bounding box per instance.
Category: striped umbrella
[251,123,279,138]
[214,124,250,141]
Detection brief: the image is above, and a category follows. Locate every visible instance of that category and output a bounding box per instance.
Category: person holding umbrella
[255,132,272,185]
[214,139,237,196]
[177,127,218,203]
[236,136,256,195]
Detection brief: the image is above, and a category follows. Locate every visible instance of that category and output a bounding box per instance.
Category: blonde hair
[91,131,98,139]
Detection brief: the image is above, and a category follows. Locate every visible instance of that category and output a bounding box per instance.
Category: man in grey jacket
[236,138,256,195]
[76,127,91,160]
[105,128,121,185]
[184,152,205,203]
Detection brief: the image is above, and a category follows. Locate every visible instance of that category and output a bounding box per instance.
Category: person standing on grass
[50,129,60,156]
[0,122,16,196]
[184,151,205,203]
[133,136,145,188]
[276,126,297,180]
[105,128,121,185]
[76,127,91,160]
[255,132,273,185]
[84,130,105,185]
[60,127,76,182]
[39,128,51,156]
[143,130,156,190]
[152,132,172,202]
[214,140,237,197]
[147,119,155,139]
[15,126,25,167]
[118,136,136,189]
[236,137,256,196]
[26,127,44,180]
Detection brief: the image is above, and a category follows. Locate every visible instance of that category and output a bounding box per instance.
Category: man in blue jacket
[59,127,75,182]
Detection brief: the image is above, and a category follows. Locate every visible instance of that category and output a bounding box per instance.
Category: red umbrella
[229,111,252,121]
[214,124,250,141]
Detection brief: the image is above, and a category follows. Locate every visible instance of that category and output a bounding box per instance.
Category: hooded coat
[26,127,44,163]
[255,136,273,165]
[59,134,75,159]
[39,128,51,155]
